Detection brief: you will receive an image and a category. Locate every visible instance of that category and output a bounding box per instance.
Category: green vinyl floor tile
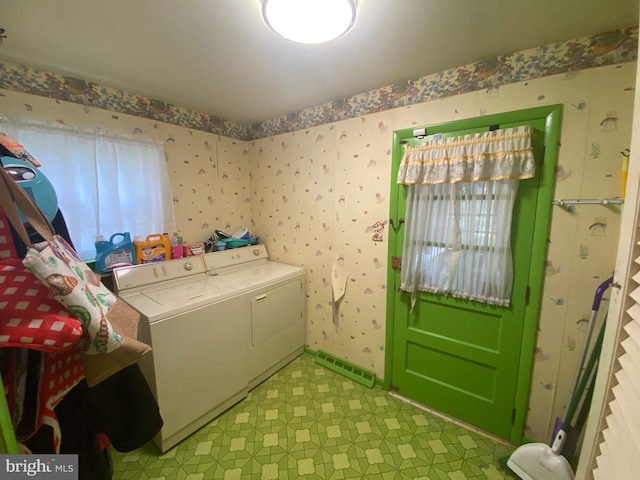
[111,354,519,479]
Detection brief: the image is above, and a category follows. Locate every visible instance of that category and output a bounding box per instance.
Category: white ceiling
[1,0,638,125]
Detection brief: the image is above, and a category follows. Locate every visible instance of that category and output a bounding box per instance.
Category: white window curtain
[1,117,175,260]
[397,125,535,307]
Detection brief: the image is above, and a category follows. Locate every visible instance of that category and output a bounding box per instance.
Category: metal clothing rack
[552,198,624,209]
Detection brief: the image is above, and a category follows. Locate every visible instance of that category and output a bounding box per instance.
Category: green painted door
[386,106,561,442]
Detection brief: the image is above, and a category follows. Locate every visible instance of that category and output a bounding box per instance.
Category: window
[401,179,517,305]
[397,125,535,307]
[1,118,175,260]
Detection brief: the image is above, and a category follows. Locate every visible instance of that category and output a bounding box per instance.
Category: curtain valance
[397,125,535,185]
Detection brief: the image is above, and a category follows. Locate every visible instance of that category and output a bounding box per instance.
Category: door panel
[388,109,560,442]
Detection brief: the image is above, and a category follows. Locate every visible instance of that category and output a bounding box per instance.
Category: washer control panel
[203,243,269,272]
[113,257,207,291]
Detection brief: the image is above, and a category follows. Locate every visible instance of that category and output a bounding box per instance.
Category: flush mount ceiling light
[262,0,356,44]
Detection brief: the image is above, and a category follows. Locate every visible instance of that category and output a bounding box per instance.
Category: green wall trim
[303,347,386,389]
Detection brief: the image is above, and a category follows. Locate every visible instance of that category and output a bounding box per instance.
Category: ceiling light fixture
[262,0,356,45]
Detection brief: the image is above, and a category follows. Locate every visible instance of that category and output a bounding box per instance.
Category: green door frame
[384,104,562,443]
[0,374,18,454]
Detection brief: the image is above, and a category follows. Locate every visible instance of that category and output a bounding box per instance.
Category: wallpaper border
[0,26,637,141]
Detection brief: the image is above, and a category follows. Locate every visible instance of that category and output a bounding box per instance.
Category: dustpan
[507,429,574,480]
[507,277,613,480]
[507,321,608,480]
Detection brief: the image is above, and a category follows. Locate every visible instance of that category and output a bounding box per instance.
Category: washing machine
[113,256,250,452]
[113,244,305,452]
[203,244,306,389]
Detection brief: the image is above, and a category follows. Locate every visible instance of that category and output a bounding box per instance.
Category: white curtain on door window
[397,125,535,307]
[1,117,175,259]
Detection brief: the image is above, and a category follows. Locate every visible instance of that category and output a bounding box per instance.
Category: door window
[397,125,535,307]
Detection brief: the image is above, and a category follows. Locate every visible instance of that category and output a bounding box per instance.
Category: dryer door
[251,279,304,346]
[249,278,305,386]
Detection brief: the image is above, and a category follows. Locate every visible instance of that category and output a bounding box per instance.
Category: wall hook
[389,218,404,233]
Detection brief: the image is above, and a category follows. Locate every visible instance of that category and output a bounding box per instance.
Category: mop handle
[566,276,613,409]
[565,317,607,426]
[592,276,613,311]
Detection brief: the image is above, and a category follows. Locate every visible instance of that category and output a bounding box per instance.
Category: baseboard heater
[314,350,375,388]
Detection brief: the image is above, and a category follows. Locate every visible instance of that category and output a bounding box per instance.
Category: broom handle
[564,316,606,426]
[566,276,612,406]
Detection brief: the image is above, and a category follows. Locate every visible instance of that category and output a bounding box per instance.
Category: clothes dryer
[203,244,306,388]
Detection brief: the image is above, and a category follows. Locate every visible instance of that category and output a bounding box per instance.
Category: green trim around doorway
[384,104,563,444]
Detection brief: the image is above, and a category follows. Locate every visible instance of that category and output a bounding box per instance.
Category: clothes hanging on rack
[0,205,85,452]
[1,207,162,478]
[24,364,163,479]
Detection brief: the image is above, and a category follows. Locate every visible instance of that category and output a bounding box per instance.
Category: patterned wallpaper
[0,27,637,443]
[0,27,637,140]
[250,62,634,442]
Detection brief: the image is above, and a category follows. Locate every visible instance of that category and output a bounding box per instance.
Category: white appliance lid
[207,260,304,291]
[120,278,241,321]
[141,281,217,305]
